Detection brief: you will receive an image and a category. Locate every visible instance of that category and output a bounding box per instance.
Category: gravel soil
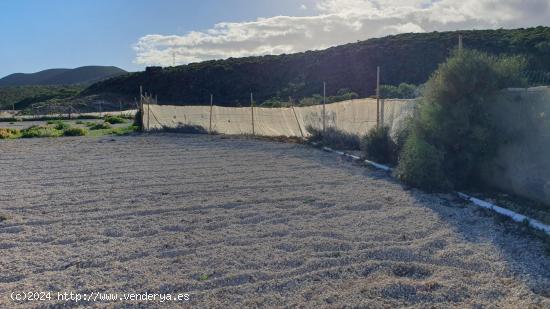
[0,134,549,308]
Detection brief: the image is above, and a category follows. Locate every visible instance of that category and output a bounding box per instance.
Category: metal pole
[251,93,255,135]
[147,96,150,131]
[376,66,380,128]
[209,94,213,134]
[380,99,384,127]
[323,82,326,133]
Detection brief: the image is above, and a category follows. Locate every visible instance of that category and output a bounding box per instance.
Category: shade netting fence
[142,98,416,138]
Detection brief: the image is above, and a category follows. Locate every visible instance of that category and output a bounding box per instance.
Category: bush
[104,115,126,124]
[397,49,527,190]
[63,127,88,136]
[89,122,111,130]
[394,115,414,155]
[21,126,60,138]
[0,128,20,139]
[133,109,142,129]
[306,125,361,150]
[113,125,139,136]
[395,132,450,191]
[261,98,291,107]
[361,126,397,164]
[47,120,70,130]
[380,83,419,99]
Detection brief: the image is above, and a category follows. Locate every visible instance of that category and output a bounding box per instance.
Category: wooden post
[209,94,213,134]
[380,99,384,127]
[139,86,143,130]
[147,96,150,131]
[323,81,326,133]
[291,97,304,138]
[251,93,255,135]
[376,66,380,128]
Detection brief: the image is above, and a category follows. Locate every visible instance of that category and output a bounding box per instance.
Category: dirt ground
[0,134,549,308]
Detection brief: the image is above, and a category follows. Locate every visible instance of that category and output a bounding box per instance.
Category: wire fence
[523,70,550,86]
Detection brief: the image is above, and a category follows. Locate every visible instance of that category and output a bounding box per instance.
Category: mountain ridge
[83,27,550,106]
[0,66,128,86]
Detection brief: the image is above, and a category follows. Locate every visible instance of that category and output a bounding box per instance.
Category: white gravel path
[0,134,548,308]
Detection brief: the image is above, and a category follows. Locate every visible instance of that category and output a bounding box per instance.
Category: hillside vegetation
[0,66,127,86]
[0,85,84,110]
[84,27,550,106]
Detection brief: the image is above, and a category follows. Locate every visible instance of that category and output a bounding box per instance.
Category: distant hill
[83,27,550,106]
[0,66,127,86]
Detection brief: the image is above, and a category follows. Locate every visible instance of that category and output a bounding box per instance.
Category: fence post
[147,96,150,131]
[209,94,213,134]
[251,93,255,135]
[139,86,144,130]
[380,99,384,127]
[376,66,380,128]
[291,98,304,138]
[323,81,326,133]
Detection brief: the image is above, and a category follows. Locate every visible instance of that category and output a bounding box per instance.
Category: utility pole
[376,66,380,128]
[323,81,326,133]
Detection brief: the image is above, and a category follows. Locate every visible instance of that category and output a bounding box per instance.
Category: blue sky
[1,0,549,78]
[0,0,315,77]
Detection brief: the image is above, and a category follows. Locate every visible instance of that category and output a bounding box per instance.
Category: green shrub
[261,98,291,107]
[47,120,70,130]
[0,128,20,139]
[395,115,414,155]
[395,132,450,191]
[306,125,360,150]
[133,109,142,129]
[75,120,85,125]
[397,49,527,190]
[113,125,139,136]
[380,83,419,99]
[104,115,126,124]
[63,127,88,136]
[89,122,111,130]
[361,126,397,164]
[21,126,60,138]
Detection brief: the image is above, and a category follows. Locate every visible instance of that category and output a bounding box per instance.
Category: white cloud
[300,4,307,10]
[134,0,550,66]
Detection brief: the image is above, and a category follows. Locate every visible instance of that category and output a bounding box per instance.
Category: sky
[1,0,549,78]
